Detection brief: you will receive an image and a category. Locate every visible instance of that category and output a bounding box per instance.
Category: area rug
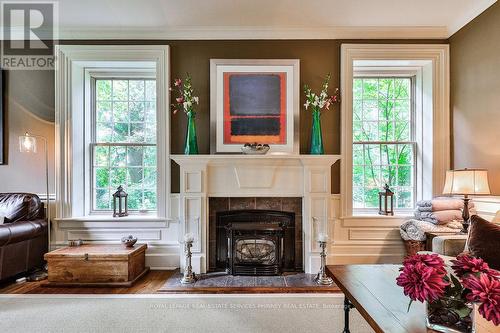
[0,294,373,333]
[158,271,340,293]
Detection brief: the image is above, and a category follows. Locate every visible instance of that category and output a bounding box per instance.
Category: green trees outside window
[92,78,157,211]
[352,78,415,210]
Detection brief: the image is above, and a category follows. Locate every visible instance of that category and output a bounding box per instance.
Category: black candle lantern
[378,184,394,216]
[112,185,128,217]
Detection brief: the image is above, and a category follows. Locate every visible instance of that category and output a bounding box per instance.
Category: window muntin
[352,77,415,211]
[92,78,157,212]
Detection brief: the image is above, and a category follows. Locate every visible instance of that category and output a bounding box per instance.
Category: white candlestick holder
[181,238,196,284]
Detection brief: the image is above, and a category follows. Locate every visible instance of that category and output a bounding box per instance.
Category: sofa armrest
[0,218,47,246]
[431,235,467,257]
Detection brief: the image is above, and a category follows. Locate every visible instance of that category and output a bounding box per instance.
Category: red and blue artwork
[223,72,287,145]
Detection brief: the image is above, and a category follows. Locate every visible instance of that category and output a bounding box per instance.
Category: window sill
[54,216,173,229]
[344,213,412,220]
[340,214,411,227]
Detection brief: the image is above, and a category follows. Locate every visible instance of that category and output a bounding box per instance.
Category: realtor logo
[1,1,58,70]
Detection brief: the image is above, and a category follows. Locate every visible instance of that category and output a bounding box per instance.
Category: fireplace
[215,209,296,276]
[173,155,338,275]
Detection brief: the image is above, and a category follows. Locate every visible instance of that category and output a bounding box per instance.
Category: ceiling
[52,0,497,39]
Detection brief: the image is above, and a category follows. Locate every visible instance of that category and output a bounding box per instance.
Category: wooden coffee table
[327,264,428,333]
[44,244,149,287]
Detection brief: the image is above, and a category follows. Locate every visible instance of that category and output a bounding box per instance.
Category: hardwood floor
[0,270,175,294]
[1,270,340,294]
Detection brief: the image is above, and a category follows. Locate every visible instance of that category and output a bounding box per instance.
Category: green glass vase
[310,109,324,155]
[184,111,199,155]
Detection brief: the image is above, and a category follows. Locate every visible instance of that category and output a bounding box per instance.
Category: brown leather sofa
[0,193,48,281]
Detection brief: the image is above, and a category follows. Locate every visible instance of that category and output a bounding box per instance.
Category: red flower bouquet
[397,253,500,332]
[397,255,449,303]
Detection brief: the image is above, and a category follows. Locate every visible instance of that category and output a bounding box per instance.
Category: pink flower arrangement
[398,253,500,327]
[403,252,447,275]
[451,254,500,326]
[451,254,499,279]
[170,73,199,115]
[463,273,500,325]
[397,254,449,303]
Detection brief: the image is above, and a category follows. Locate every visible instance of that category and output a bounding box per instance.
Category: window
[352,77,415,211]
[92,78,157,212]
[340,44,450,219]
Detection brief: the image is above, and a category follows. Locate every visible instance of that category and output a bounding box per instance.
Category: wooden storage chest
[44,244,149,287]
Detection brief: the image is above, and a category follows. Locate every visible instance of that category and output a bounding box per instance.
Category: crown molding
[58,25,449,40]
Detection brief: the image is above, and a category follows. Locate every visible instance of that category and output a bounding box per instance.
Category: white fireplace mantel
[171,154,341,163]
[172,154,340,274]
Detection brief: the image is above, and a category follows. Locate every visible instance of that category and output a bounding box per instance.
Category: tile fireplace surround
[208,197,303,273]
[172,155,340,274]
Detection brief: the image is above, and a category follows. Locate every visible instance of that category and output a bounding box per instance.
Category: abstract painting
[210,59,299,154]
[224,72,286,144]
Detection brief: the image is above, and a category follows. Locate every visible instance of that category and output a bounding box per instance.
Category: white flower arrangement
[303,74,340,113]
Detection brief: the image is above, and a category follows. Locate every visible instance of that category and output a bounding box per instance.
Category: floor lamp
[19,132,50,280]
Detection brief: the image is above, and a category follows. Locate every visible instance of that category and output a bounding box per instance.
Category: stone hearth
[159,271,339,293]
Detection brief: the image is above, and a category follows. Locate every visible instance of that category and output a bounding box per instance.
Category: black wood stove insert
[215,210,295,276]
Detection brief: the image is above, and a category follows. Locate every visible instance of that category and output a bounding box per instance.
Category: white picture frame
[210,59,300,154]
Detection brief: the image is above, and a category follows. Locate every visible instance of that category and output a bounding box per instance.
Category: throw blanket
[416,199,475,212]
[400,219,463,241]
[414,208,478,225]
[414,209,463,225]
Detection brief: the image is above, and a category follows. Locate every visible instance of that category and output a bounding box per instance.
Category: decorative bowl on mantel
[241,143,270,155]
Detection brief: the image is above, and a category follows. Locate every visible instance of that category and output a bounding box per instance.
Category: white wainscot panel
[184,171,202,193]
[310,196,328,219]
[183,196,204,253]
[146,244,180,270]
[473,196,500,221]
[330,243,405,265]
[184,196,202,217]
[67,229,161,241]
[309,169,329,193]
[348,228,402,241]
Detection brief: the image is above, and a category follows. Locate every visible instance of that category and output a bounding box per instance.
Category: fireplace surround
[215,209,297,275]
[209,197,302,273]
[172,154,339,274]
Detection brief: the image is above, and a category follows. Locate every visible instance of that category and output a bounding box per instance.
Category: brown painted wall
[7,39,443,194]
[167,40,340,154]
[0,70,56,194]
[169,40,341,192]
[61,39,343,192]
[449,3,500,195]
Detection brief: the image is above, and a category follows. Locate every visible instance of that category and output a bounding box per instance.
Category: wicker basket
[404,240,426,257]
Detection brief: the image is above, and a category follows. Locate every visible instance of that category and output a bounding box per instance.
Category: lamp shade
[442,169,491,196]
[19,133,37,153]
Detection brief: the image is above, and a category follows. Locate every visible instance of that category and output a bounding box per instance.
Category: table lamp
[442,168,490,233]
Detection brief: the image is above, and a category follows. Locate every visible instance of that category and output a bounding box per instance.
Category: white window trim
[340,44,450,218]
[55,45,170,221]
